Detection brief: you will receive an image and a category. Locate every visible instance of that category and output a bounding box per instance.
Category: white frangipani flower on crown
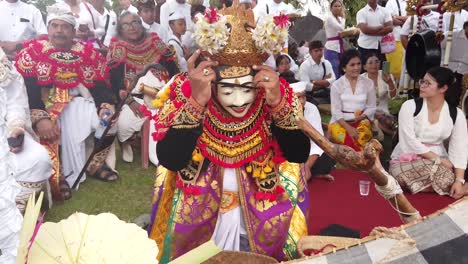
[193,8,230,55]
[252,13,290,55]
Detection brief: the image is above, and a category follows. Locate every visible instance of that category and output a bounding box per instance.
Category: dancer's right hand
[187,50,218,107]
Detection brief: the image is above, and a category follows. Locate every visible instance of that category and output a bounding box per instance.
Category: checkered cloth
[290,197,468,264]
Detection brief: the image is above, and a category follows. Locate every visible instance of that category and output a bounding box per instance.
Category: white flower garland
[192,9,230,55]
[252,15,290,55]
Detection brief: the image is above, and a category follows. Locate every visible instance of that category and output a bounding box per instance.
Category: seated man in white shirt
[137,0,169,43]
[0,0,47,57]
[292,82,336,182]
[299,40,336,105]
[356,0,393,63]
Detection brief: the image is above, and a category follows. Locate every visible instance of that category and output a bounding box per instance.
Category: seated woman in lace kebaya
[390,67,468,199]
[328,49,376,151]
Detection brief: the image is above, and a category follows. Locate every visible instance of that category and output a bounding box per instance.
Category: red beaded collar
[15,39,108,89]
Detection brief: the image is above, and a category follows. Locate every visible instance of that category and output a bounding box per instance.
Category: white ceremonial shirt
[0,48,26,264]
[297,46,309,64]
[304,102,325,157]
[443,10,468,33]
[385,0,407,41]
[330,75,376,123]
[361,71,395,114]
[448,29,468,75]
[143,21,170,43]
[391,99,468,169]
[168,34,187,72]
[356,4,392,49]
[324,15,346,53]
[121,4,138,14]
[0,0,47,42]
[253,0,297,22]
[299,57,336,92]
[400,11,440,36]
[181,23,197,55]
[78,2,117,47]
[159,0,192,32]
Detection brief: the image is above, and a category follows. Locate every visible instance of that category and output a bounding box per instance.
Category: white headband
[46,3,77,27]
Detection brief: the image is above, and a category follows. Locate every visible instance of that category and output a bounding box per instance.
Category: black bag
[319,224,360,238]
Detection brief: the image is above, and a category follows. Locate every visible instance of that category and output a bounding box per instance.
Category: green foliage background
[342,0,366,27]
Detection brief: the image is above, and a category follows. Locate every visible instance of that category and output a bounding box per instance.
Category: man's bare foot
[316,174,334,182]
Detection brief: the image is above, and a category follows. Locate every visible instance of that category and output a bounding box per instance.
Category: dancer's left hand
[253,65,281,108]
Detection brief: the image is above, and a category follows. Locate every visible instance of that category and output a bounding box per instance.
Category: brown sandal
[90,164,119,182]
[59,179,72,200]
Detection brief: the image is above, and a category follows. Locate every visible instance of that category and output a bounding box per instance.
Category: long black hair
[426,66,458,107]
[339,49,361,75]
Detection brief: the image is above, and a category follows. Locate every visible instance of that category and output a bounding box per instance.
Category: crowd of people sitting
[0,0,466,212]
[0,0,467,262]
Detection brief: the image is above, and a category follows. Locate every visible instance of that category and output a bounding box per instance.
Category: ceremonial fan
[17,193,159,264]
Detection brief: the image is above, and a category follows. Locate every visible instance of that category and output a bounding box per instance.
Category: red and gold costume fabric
[148,74,310,262]
[16,39,108,90]
[107,33,177,87]
[15,39,109,200]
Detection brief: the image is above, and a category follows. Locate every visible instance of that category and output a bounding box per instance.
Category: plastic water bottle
[95,110,113,139]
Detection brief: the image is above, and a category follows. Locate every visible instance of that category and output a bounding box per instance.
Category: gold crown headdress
[193,0,290,71]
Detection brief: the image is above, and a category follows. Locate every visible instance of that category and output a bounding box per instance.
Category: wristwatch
[455,178,466,184]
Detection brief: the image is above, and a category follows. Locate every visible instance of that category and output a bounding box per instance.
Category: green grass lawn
[45,154,155,223]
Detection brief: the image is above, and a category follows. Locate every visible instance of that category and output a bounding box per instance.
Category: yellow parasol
[23,211,158,264]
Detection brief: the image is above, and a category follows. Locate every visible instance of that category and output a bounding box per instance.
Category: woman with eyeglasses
[106,12,180,165]
[328,49,376,151]
[361,53,397,139]
[390,66,468,199]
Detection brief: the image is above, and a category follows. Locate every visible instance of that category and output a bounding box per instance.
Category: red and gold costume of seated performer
[15,39,113,200]
[107,32,180,95]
